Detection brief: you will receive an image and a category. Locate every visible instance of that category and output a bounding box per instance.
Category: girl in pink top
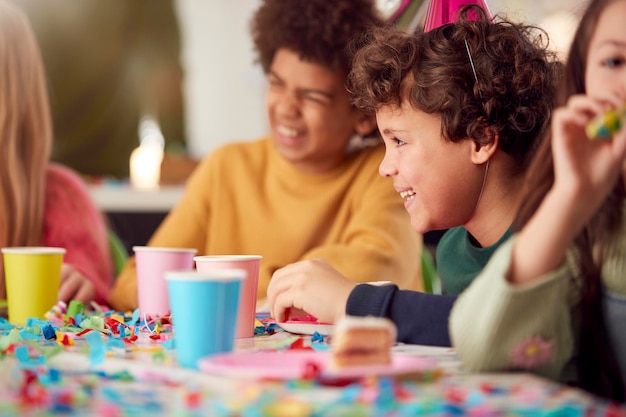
[0,1,112,306]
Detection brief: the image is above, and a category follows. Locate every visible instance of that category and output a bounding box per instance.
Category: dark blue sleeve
[345,284,457,347]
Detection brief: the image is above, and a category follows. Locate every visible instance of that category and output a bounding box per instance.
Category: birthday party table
[0,306,623,417]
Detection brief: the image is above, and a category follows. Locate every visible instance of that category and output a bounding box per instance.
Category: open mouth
[276,125,300,138]
[400,190,416,201]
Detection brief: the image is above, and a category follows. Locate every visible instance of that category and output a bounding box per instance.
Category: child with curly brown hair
[268,6,560,346]
[109,0,424,312]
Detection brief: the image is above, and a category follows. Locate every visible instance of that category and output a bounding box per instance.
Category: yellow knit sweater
[108,138,422,311]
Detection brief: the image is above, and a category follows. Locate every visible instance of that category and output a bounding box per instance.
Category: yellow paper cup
[2,247,66,325]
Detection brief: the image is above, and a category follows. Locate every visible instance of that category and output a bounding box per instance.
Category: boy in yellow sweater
[108,0,423,311]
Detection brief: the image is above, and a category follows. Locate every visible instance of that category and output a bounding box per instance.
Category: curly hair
[250,0,385,78]
[349,6,560,170]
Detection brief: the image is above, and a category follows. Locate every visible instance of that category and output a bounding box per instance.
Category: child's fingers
[566,94,611,116]
[552,103,597,138]
[555,96,611,138]
[267,270,290,319]
[58,265,95,304]
[73,281,95,304]
[267,280,290,321]
[612,127,626,161]
[272,285,310,322]
[57,273,81,303]
[271,290,296,323]
[59,263,74,283]
[268,262,309,319]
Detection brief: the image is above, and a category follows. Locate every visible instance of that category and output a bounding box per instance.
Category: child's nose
[276,91,300,118]
[379,153,397,177]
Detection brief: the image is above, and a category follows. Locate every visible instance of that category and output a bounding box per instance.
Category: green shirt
[435,225,513,295]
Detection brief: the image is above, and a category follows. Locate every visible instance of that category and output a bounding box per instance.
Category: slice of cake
[331,315,397,368]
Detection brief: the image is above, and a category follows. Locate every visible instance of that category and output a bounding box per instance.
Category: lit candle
[130,142,163,190]
[130,115,165,190]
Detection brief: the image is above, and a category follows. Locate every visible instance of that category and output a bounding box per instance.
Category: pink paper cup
[194,255,261,338]
[133,246,197,317]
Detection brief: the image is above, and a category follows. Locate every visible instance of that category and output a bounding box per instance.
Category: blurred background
[9,0,588,184]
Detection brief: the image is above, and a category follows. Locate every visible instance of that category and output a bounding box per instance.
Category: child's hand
[512,95,626,285]
[267,259,356,324]
[58,263,95,304]
[551,95,626,219]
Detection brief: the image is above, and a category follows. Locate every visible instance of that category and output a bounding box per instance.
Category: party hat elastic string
[464,39,482,98]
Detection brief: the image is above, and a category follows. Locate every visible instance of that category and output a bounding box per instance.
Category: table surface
[0,310,621,417]
[87,184,185,212]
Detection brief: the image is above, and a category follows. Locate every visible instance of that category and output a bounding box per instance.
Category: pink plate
[277,322,334,336]
[277,314,334,336]
[198,350,438,381]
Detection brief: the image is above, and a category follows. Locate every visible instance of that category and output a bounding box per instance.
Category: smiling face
[266,48,371,174]
[585,0,626,104]
[376,101,485,233]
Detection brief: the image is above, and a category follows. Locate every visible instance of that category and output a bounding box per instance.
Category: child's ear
[470,129,499,165]
[354,112,378,136]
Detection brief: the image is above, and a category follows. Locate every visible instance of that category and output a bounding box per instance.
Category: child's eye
[602,57,625,68]
[267,74,283,87]
[392,137,406,147]
[305,96,324,104]
[302,93,329,106]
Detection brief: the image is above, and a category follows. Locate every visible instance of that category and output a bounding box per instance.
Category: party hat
[424,0,493,32]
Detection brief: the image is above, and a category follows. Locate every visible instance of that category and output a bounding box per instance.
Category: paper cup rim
[133,246,198,254]
[193,255,262,262]
[1,247,66,254]
[165,269,246,282]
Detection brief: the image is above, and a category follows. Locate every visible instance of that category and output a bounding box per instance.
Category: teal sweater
[435,226,513,295]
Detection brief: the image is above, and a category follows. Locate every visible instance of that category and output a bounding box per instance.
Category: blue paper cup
[166,269,245,369]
